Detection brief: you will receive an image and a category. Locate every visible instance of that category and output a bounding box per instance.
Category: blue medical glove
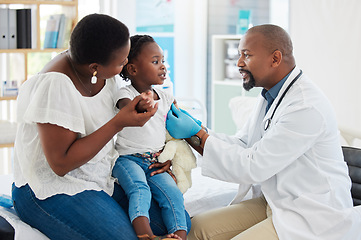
[166,103,202,139]
[179,108,202,127]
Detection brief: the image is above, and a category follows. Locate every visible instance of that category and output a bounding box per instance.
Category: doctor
[166,24,361,240]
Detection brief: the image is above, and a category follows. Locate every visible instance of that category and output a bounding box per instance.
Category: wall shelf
[0,1,77,5]
[211,35,260,135]
[0,48,67,53]
[0,0,78,149]
[0,96,17,101]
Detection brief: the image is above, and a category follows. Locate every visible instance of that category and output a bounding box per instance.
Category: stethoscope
[264,69,303,131]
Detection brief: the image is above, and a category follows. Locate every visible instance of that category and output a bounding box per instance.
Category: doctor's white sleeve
[201,104,325,185]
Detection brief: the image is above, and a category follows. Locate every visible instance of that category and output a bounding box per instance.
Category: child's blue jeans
[113,154,189,234]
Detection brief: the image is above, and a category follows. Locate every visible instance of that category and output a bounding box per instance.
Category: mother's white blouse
[13,72,119,200]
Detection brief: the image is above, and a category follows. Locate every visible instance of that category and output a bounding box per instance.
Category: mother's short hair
[69,13,129,65]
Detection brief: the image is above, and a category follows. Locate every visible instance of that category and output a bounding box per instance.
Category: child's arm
[116,98,132,110]
[116,90,154,113]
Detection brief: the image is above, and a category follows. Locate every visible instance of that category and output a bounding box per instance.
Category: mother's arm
[38,95,158,176]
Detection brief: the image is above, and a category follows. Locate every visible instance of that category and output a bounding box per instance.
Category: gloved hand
[179,108,202,127]
[166,103,202,139]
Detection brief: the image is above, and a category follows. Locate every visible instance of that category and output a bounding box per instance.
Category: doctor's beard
[242,70,256,91]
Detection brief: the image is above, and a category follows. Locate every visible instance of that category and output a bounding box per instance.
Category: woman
[12,14,184,240]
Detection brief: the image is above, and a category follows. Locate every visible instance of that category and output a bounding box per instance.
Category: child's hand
[114,95,158,130]
[149,160,177,183]
[136,90,154,113]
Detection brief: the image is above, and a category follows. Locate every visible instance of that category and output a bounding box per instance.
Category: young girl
[112,35,189,240]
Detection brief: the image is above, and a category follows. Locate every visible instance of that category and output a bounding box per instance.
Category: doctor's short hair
[119,34,156,81]
[69,13,129,66]
[247,24,293,57]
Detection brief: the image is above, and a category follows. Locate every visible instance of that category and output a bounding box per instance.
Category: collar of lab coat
[263,67,302,125]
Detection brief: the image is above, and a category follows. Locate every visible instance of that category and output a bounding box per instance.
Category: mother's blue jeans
[12,183,190,240]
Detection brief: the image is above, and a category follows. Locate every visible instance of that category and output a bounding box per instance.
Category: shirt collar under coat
[261,72,292,115]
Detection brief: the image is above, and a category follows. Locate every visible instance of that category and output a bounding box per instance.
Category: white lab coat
[202,67,361,240]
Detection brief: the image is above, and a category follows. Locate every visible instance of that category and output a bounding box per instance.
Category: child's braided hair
[119,35,155,81]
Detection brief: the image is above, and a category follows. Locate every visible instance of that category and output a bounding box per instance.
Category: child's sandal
[137,234,152,240]
[137,234,175,240]
[151,236,175,240]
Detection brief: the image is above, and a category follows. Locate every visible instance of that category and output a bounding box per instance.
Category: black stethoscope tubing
[264,69,303,131]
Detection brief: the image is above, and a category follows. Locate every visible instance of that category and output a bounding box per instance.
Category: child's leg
[113,182,190,237]
[112,156,154,237]
[147,171,188,239]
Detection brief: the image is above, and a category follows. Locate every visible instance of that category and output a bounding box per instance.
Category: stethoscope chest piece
[262,69,303,132]
[264,118,271,131]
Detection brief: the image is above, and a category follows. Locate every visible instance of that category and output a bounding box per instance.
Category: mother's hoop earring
[91,71,98,84]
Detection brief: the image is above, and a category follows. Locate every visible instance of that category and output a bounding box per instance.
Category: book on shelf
[43,15,60,48]
[0,8,34,49]
[16,9,32,49]
[31,8,37,49]
[56,14,66,48]
[56,14,73,48]
[8,9,17,49]
[2,80,18,97]
[63,17,73,48]
[44,14,66,49]
[0,9,9,49]
[43,14,72,49]
[1,9,71,50]
[57,16,73,48]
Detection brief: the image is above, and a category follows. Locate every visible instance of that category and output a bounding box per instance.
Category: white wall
[289,0,361,131]
[173,0,207,102]
[113,0,208,105]
[269,0,289,31]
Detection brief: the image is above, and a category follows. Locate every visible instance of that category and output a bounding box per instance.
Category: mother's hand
[116,95,158,130]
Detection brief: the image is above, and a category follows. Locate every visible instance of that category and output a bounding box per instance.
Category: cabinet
[211,35,260,135]
[0,0,78,149]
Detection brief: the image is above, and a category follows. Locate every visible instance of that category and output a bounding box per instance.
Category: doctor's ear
[271,50,282,67]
